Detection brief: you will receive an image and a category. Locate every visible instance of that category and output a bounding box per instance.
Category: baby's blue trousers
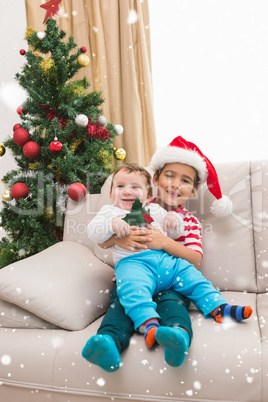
[115,250,226,330]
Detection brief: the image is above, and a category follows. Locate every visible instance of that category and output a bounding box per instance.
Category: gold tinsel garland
[28,162,40,170]
[40,128,46,139]
[25,27,35,40]
[69,135,87,154]
[73,87,86,97]
[96,149,112,165]
[40,58,57,81]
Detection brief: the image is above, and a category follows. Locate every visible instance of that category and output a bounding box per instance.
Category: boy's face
[110,170,150,211]
[153,162,198,210]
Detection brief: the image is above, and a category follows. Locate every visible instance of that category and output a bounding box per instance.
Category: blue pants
[115,250,226,330]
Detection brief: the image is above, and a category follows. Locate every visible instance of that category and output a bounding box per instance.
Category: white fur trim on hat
[149,146,207,183]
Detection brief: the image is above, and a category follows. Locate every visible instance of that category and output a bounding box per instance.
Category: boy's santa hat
[149,136,232,216]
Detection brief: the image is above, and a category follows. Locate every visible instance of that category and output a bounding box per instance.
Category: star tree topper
[40,0,63,23]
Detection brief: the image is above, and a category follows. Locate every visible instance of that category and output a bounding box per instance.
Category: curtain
[24,0,157,166]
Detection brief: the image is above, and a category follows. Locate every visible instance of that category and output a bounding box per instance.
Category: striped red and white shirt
[150,199,203,256]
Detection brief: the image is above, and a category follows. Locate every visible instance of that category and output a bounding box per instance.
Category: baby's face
[110,170,149,210]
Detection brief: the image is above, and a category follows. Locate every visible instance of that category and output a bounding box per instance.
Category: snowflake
[1,355,11,365]
[127,10,138,24]
[96,377,106,387]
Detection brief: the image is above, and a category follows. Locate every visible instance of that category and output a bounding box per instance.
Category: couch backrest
[63,160,268,294]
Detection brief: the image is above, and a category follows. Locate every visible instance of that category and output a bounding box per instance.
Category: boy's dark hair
[111,162,153,197]
[154,164,200,189]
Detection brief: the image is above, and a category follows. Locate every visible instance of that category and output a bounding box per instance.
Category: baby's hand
[112,218,130,238]
[163,213,180,232]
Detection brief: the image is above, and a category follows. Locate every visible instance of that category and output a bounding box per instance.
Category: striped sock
[210,304,253,323]
[143,319,160,348]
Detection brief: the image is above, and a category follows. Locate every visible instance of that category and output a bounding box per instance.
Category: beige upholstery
[0,160,267,402]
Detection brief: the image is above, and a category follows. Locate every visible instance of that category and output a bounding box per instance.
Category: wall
[149,0,268,163]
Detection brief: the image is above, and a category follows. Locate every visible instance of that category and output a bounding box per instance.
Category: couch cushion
[0,299,58,329]
[0,241,114,330]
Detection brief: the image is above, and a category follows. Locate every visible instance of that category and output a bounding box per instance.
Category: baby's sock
[210,304,253,323]
[142,319,160,348]
[155,326,190,367]
[82,334,121,372]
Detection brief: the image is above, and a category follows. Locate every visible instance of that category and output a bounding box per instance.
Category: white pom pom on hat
[149,136,233,216]
[210,195,233,217]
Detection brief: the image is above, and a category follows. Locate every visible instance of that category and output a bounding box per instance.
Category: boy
[82,138,252,371]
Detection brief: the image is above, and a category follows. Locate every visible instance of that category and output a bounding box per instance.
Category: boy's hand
[112,218,130,238]
[145,226,169,250]
[163,214,180,232]
[113,227,152,251]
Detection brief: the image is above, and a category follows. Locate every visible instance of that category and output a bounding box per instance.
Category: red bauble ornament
[16,106,23,115]
[11,183,29,200]
[13,128,30,146]
[68,182,87,201]
[20,49,26,55]
[23,141,40,159]
[49,139,63,152]
[81,46,87,53]
[13,123,21,132]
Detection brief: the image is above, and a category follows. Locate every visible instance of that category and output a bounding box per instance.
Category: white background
[149,0,268,163]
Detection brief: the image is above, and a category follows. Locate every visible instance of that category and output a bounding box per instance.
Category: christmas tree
[0,17,125,268]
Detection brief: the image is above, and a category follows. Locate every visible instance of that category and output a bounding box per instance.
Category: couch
[0,159,267,402]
